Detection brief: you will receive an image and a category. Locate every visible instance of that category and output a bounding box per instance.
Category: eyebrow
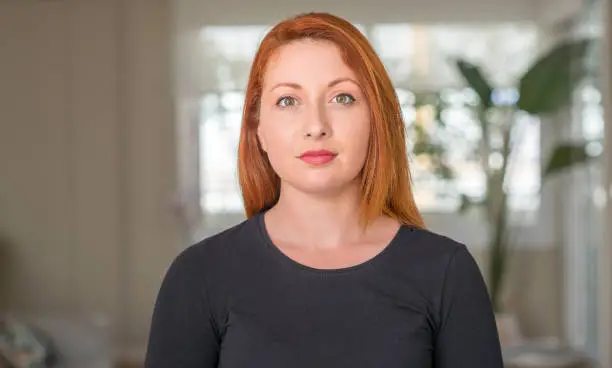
[269,77,359,92]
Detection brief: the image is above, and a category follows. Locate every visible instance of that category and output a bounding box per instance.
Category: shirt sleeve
[144,248,220,367]
[434,244,504,367]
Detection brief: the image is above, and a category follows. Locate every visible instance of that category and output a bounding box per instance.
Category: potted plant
[450,37,601,343]
[409,36,598,346]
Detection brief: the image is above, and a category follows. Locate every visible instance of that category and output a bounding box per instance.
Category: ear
[257,126,268,152]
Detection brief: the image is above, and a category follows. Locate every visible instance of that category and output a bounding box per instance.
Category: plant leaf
[543,143,598,177]
[412,141,434,156]
[435,163,454,180]
[413,91,438,107]
[434,100,447,127]
[455,59,494,109]
[458,195,471,213]
[518,39,591,115]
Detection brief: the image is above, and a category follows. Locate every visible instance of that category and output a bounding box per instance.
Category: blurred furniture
[19,314,112,368]
[503,340,597,368]
[499,315,597,368]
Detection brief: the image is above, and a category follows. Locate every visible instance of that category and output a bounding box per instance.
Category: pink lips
[298,150,337,165]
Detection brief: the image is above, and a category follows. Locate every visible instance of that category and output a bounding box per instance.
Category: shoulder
[189,218,254,255]
[405,228,488,304]
[413,227,480,276]
[397,225,472,271]
[165,216,258,280]
[394,227,488,319]
[387,226,484,297]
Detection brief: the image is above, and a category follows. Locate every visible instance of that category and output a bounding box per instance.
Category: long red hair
[237,12,425,228]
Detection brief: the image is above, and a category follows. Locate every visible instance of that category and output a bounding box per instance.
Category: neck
[266,180,370,249]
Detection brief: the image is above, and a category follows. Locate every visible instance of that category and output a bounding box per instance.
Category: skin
[258,39,400,270]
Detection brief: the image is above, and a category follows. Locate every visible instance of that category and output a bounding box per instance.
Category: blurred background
[0,0,610,367]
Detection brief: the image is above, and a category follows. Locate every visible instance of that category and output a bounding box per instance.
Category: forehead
[263,39,358,85]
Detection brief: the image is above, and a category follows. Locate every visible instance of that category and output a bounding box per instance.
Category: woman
[145,12,503,367]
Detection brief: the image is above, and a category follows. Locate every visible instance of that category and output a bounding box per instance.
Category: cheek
[258,117,298,169]
[261,126,294,154]
[352,122,371,153]
[265,134,294,170]
[335,112,371,161]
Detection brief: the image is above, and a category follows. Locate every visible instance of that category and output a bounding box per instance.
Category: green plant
[453,38,599,312]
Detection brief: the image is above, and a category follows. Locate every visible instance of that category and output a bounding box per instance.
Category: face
[258,39,371,196]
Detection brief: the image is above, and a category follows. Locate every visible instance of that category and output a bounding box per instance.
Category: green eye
[276,96,298,107]
[333,93,356,105]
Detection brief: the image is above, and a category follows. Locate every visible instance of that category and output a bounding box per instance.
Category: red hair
[237,12,425,228]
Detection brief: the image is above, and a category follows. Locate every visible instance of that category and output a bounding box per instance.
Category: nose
[302,101,331,139]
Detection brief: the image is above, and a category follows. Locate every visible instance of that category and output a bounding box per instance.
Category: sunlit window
[197,24,541,214]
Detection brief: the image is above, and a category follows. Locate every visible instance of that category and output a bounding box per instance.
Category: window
[196,24,541,215]
[562,0,605,358]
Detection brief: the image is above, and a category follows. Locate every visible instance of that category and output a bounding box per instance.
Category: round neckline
[255,211,408,274]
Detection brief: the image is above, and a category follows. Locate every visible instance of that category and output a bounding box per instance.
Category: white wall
[0,0,179,353]
[176,0,580,27]
[0,1,75,315]
[599,0,612,365]
[535,0,586,26]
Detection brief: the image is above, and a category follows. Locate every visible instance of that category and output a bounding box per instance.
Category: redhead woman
[145,12,503,368]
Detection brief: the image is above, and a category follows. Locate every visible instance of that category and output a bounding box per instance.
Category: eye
[332,93,356,105]
[276,96,298,108]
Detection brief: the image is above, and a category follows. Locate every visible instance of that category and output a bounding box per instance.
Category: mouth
[297,150,338,165]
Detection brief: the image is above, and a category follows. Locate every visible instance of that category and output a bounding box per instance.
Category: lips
[298,150,337,165]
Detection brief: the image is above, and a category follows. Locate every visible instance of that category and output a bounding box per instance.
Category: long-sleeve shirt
[144,211,503,367]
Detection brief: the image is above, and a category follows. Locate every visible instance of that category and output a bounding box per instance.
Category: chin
[287,176,358,196]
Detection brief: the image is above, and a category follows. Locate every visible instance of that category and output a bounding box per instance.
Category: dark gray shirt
[145,211,503,367]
